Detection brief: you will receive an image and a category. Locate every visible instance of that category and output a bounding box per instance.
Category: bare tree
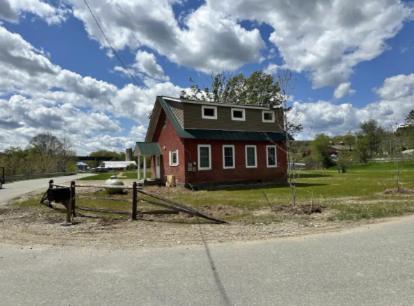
[276,70,299,207]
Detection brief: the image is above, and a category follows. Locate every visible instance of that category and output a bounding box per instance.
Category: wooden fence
[42,181,226,224]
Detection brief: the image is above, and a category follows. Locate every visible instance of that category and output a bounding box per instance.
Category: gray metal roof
[135,142,162,156]
[161,96,278,110]
[184,129,288,141]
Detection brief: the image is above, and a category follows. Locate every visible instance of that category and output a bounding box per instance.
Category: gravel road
[1,214,413,305]
[0,173,93,206]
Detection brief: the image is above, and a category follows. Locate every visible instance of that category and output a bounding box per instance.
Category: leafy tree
[181,71,283,106]
[181,71,302,136]
[343,132,356,151]
[311,134,333,168]
[354,135,370,163]
[359,120,385,157]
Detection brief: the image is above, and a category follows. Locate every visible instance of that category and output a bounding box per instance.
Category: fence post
[66,189,73,224]
[132,182,137,220]
[71,181,76,217]
[46,180,54,207]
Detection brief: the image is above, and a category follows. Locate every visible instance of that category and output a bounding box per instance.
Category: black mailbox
[47,187,71,204]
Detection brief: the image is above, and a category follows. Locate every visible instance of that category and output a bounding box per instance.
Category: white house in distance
[96,161,136,171]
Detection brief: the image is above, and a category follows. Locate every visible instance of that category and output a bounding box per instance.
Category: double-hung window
[266,145,277,168]
[169,150,179,166]
[198,145,212,170]
[222,145,235,169]
[245,145,257,168]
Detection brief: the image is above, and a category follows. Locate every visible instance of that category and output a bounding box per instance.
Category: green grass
[329,201,414,221]
[348,160,414,171]
[13,160,414,223]
[79,170,151,180]
[165,160,414,221]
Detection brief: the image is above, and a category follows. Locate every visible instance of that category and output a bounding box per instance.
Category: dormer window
[202,105,217,119]
[231,108,245,121]
[262,111,275,123]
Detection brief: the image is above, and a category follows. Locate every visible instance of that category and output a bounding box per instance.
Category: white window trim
[201,105,217,120]
[245,145,257,168]
[169,150,179,167]
[231,108,246,121]
[222,145,235,169]
[262,110,275,123]
[198,144,212,171]
[266,145,277,168]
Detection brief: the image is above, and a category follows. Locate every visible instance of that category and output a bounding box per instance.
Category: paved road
[0,173,93,206]
[1,215,413,305]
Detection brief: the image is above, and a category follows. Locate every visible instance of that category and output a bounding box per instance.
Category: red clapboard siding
[153,110,287,186]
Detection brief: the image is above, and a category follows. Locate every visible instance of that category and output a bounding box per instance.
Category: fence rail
[41,180,226,224]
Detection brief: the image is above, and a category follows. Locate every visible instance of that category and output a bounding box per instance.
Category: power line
[82,0,141,86]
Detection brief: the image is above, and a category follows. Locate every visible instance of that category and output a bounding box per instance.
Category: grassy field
[14,161,414,224]
[164,160,414,221]
[79,170,147,180]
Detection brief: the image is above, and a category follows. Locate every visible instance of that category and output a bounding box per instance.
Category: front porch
[135,142,163,184]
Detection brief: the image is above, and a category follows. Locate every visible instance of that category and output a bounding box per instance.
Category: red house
[135,96,288,188]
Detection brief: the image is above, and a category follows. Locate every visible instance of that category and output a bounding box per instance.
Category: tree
[90,150,125,161]
[359,120,385,157]
[181,71,303,136]
[405,109,414,126]
[354,135,370,163]
[343,132,356,151]
[1,134,75,177]
[311,134,333,168]
[181,71,283,106]
[30,133,65,156]
[28,133,74,173]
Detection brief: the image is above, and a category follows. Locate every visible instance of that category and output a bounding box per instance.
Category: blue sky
[0,0,413,154]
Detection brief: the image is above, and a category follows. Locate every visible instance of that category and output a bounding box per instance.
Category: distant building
[125,148,133,161]
[76,161,89,172]
[135,96,288,187]
[97,161,136,171]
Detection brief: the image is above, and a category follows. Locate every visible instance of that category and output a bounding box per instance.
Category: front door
[155,155,161,179]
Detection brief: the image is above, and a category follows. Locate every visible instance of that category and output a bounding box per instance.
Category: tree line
[305,110,414,169]
[0,133,130,178]
[0,133,76,178]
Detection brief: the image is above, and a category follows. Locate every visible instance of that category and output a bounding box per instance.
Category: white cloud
[292,74,414,139]
[334,82,355,99]
[115,50,169,82]
[209,0,413,87]
[68,0,264,73]
[375,73,414,100]
[263,63,281,75]
[0,0,69,24]
[0,25,182,154]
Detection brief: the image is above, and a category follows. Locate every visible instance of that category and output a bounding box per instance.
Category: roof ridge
[160,95,280,109]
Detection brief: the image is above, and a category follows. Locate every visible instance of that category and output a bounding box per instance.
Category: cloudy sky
[0,0,413,154]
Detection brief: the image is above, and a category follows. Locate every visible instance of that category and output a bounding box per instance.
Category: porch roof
[135,142,162,156]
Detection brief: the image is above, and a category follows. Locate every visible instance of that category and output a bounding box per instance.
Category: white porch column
[137,154,141,180]
[143,156,147,180]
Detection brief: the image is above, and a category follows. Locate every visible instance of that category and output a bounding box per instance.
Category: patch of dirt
[0,199,366,250]
[383,188,414,195]
[272,204,324,215]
